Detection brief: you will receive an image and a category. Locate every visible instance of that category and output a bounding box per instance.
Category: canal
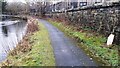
[0,15,27,62]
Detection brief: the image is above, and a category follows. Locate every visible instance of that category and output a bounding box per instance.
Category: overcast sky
[6,0,27,3]
[5,0,64,4]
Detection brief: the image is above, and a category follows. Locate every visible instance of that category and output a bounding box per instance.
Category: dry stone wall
[47,6,120,45]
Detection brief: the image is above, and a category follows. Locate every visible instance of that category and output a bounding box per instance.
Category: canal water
[0,19,27,62]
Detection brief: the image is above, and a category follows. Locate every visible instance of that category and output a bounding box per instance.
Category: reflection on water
[0,21,27,62]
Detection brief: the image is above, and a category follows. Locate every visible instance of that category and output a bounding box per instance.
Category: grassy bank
[0,19,55,66]
[48,19,118,66]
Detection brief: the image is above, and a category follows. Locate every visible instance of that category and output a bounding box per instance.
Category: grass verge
[0,19,55,66]
[48,19,118,66]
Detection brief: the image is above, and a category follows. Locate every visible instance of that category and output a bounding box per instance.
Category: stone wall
[46,6,120,45]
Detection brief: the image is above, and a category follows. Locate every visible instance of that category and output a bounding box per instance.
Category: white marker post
[107,34,115,46]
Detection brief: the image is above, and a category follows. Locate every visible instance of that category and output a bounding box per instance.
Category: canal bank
[0,17,55,66]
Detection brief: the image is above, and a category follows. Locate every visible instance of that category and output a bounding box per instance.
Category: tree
[6,2,29,14]
[2,1,7,14]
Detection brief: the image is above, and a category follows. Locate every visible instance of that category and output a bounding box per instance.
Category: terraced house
[45,0,115,13]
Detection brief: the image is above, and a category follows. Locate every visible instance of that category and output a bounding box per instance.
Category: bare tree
[6,2,28,15]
